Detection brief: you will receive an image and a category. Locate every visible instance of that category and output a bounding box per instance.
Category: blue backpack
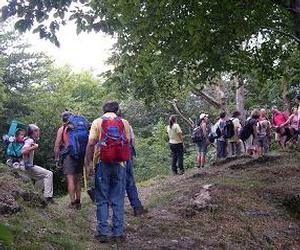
[64,115,89,160]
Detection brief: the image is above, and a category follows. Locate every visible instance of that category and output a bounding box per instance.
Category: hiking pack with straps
[63,115,89,160]
[239,118,256,141]
[191,126,205,143]
[223,119,235,139]
[3,121,29,159]
[99,116,130,163]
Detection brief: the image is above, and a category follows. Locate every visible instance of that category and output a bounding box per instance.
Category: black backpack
[223,119,235,139]
[191,126,204,143]
[239,119,255,141]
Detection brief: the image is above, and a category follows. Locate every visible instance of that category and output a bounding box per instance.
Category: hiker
[21,124,54,203]
[272,106,288,148]
[196,114,209,169]
[215,112,228,160]
[281,107,299,145]
[54,111,88,209]
[228,111,242,157]
[167,115,185,175]
[242,109,260,156]
[85,101,131,243]
[257,109,272,156]
[296,94,300,139]
[126,125,148,216]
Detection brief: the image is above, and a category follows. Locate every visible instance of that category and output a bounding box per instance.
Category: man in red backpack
[85,101,131,243]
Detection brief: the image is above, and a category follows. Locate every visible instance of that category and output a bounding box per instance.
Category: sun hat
[199,113,208,120]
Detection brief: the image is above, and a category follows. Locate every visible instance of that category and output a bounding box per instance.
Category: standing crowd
[167,94,300,174]
[2,95,300,243]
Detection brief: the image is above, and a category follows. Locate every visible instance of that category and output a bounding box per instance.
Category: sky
[0,0,116,74]
[24,24,116,74]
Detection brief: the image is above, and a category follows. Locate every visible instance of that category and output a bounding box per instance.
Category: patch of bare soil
[120,151,300,250]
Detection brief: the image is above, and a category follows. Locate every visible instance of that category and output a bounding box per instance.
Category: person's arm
[21,139,38,155]
[176,124,184,144]
[129,126,135,148]
[85,120,99,176]
[54,126,63,161]
[253,125,258,138]
[281,115,293,127]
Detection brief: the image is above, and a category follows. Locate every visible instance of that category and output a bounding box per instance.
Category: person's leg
[95,163,110,237]
[216,140,221,159]
[26,165,53,199]
[236,141,242,156]
[170,144,178,174]
[110,163,126,237]
[126,160,142,210]
[75,173,82,205]
[177,143,184,174]
[67,175,76,203]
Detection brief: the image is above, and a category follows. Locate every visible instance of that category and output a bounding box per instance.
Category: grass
[1,151,300,249]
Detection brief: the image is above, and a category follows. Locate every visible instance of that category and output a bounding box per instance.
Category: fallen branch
[191,88,222,108]
[169,99,195,129]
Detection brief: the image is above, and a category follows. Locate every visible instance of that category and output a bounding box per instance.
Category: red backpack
[99,116,130,163]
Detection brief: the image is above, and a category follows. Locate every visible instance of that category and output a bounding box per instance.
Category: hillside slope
[1,151,300,250]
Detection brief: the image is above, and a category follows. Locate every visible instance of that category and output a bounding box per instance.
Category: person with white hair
[21,124,54,204]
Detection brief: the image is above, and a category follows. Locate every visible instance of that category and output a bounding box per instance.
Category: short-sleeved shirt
[228,118,241,143]
[257,119,271,137]
[167,123,183,144]
[215,118,226,141]
[89,112,131,165]
[21,138,35,166]
[272,112,287,127]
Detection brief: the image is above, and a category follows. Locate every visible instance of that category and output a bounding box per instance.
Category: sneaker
[87,188,96,202]
[134,206,148,217]
[95,234,109,243]
[112,235,125,243]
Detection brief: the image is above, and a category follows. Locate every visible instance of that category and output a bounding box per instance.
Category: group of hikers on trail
[3,101,147,243]
[2,94,300,243]
[167,94,300,174]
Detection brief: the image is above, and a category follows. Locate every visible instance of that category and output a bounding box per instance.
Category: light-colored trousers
[25,166,53,198]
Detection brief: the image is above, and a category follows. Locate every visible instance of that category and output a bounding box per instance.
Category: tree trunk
[235,76,246,123]
[216,80,228,113]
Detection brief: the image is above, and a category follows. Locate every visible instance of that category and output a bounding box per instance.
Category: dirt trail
[119,152,300,250]
[1,151,300,250]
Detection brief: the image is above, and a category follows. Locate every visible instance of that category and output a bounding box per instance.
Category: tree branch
[191,88,222,108]
[169,100,195,129]
[262,27,300,44]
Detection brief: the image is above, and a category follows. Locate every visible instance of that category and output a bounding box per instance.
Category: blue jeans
[217,140,227,159]
[126,160,142,209]
[95,162,126,237]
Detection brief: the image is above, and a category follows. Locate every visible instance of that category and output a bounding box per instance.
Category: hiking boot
[45,197,55,205]
[179,170,184,175]
[112,235,126,243]
[87,188,96,202]
[74,199,81,210]
[95,234,109,243]
[134,206,148,217]
[67,202,77,209]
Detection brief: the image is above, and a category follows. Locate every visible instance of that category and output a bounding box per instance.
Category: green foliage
[134,120,170,182]
[0,224,13,248]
